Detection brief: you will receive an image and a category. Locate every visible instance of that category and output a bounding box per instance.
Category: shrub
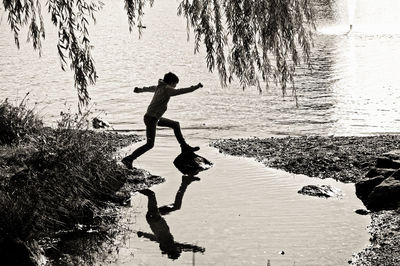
[0,96,43,145]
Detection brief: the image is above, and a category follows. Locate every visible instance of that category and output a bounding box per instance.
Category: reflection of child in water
[137,179,204,260]
[158,175,200,215]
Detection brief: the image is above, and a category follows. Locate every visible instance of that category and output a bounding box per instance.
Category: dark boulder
[355,175,386,199]
[365,168,397,178]
[298,184,343,198]
[365,176,400,211]
[376,157,400,169]
[356,149,400,211]
[382,150,400,160]
[391,169,400,180]
[173,152,213,175]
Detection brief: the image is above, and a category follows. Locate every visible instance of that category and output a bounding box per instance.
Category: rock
[382,150,400,160]
[356,150,400,211]
[113,191,131,206]
[92,117,110,129]
[365,168,397,178]
[355,175,386,200]
[298,184,343,198]
[365,176,400,211]
[173,152,213,175]
[391,169,400,180]
[355,209,370,215]
[376,157,400,169]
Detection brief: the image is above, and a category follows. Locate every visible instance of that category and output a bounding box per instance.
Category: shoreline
[211,135,400,265]
[2,113,399,265]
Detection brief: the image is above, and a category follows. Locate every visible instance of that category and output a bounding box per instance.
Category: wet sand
[211,135,400,265]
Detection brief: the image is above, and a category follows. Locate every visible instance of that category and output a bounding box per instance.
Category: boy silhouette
[137,188,205,260]
[122,72,203,169]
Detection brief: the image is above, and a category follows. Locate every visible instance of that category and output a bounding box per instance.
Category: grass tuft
[0,95,43,145]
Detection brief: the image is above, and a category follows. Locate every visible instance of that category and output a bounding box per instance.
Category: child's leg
[157,117,199,152]
[157,117,186,145]
[122,116,157,168]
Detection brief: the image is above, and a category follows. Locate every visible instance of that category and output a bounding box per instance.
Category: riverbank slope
[0,99,164,265]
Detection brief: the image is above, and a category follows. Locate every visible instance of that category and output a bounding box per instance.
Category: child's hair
[163,72,179,85]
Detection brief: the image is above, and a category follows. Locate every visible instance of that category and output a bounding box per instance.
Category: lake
[1,0,399,139]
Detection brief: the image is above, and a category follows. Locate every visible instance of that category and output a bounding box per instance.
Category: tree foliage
[176,0,315,92]
[3,0,103,111]
[3,0,315,109]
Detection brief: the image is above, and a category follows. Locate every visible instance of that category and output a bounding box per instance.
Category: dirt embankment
[0,98,165,264]
[0,130,163,265]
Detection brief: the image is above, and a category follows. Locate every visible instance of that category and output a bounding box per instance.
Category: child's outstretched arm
[134,85,157,93]
[167,83,203,97]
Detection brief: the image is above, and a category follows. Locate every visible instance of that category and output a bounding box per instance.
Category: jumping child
[122,72,203,169]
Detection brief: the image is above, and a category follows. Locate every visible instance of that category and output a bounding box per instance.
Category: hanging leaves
[124,0,154,36]
[178,0,315,94]
[4,0,46,51]
[4,0,316,109]
[47,0,103,112]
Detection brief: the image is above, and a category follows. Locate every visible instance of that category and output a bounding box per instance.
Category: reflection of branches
[138,179,204,260]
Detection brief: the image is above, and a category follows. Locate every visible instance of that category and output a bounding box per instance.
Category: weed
[0,95,43,145]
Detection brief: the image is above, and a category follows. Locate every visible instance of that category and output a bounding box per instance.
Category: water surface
[114,138,369,265]
[1,0,400,138]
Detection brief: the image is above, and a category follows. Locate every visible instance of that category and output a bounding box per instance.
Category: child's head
[163,72,179,87]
